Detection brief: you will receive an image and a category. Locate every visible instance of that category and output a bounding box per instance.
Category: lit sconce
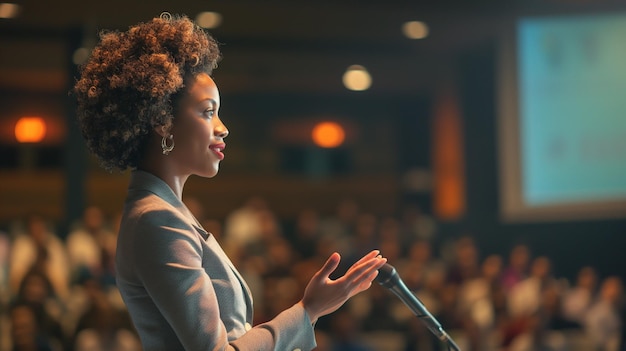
[342,65,372,91]
[312,121,345,148]
[15,117,46,143]
[195,11,223,29]
[0,3,20,19]
[402,21,429,40]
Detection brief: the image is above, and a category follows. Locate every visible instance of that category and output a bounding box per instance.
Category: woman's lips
[209,143,225,160]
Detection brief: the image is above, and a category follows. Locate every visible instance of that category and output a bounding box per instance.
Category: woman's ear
[154,124,170,138]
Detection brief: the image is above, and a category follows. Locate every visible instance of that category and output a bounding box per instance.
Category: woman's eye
[204,109,215,118]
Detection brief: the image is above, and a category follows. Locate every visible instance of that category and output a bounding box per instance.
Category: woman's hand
[299,250,387,323]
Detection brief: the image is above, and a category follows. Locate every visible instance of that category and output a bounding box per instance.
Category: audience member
[327,308,374,351]
[396,239,443,293]
[343,213,379,271]
[12,270,68,350]
[456,254,505,350]
[503,256,559,350]
[289,208,323,260]
[500,244,531,293]
[318,198,360,255]
[446,236,480,286]
[9,215,70,300]
[221,196,270,257]
[584,276,623,351]
[9,301,58,351]
[375,217,404,276]
[398,204,437,245]
[71,276,139,351]
[65,206,116,287]
[561,266,598,328]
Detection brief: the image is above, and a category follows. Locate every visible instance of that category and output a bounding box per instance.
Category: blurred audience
[0,201,623,351]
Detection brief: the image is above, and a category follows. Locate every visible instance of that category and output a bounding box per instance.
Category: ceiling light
[196,11,222,29]
[342,65,372,91]
[403,21,429,40]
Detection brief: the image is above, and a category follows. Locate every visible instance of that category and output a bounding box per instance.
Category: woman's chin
[197,166,220,179]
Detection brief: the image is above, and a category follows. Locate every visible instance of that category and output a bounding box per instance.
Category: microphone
[376,263,460,351]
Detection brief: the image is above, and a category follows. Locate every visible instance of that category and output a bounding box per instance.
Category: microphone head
[375,263,400,289]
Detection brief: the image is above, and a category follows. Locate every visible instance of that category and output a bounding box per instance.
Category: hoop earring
[161,134,174,155]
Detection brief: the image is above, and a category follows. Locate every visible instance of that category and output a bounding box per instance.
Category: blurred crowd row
[0,197,623,351]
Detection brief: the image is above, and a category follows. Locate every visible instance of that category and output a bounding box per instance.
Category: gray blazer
[115,170,316,351]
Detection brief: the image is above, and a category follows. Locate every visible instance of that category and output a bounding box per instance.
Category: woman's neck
[138,157,188,199]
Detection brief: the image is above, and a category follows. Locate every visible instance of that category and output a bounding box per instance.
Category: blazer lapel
[203,233,254,317]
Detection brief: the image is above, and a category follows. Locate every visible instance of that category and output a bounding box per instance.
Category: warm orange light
[15,117,46,143]
[433,92,465,220]
[312,122,345,148]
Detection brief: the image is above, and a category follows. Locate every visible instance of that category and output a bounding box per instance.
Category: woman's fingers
[352,250,380,266]
[300,251,387,322]
[344,253,387,284]
[356,268,382,291]
[315,252,341,280]
[343,257,385,297]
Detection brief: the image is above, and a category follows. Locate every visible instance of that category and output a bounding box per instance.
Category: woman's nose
[215,118,229,138]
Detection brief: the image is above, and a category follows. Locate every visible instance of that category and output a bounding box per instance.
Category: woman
[73,13,386,351]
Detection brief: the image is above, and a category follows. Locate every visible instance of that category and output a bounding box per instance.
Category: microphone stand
[385,279,461,351]
[376,263,461,351]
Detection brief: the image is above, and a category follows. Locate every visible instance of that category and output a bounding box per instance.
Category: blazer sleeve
[132,207,316,351]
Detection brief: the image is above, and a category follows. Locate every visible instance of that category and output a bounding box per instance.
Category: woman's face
[170,72,228,178]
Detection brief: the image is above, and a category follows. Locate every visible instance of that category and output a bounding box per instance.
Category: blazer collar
[128,170,209,239]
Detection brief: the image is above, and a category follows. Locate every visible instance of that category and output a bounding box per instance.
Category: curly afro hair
[74,13,221,171]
